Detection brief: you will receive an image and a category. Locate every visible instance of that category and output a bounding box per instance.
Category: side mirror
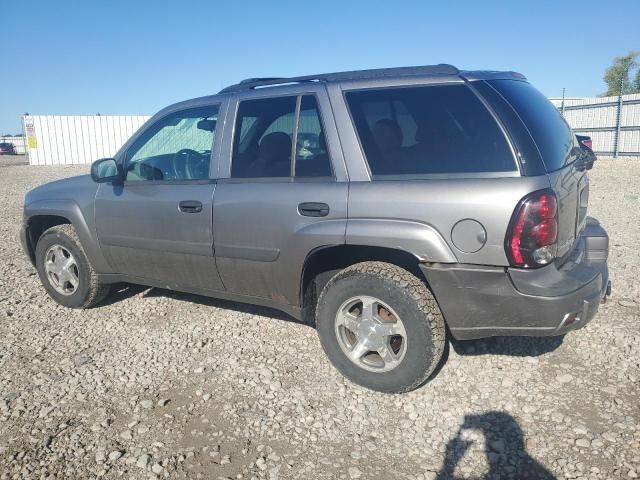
[91,158,122,183]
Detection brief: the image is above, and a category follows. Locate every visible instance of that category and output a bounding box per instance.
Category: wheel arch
[24,214,72,264]
[300,244,433,310]
[24,199,112,273]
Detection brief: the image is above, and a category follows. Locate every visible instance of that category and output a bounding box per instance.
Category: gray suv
[21,65,611,393]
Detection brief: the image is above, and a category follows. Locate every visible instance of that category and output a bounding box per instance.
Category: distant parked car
[576,134,596,170]
[0,142,16,154]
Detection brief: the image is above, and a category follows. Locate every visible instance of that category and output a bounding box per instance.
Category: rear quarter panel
[347,175,550,266]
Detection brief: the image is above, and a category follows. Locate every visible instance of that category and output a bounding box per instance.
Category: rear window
[489,79,575,172]
[345,84,515,176]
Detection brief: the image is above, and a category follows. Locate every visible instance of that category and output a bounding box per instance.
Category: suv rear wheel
[315,261,446,393]
[35,224,111,308]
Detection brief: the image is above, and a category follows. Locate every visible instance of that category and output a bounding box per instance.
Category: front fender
[24,199,113,273]
[346,218,457,263]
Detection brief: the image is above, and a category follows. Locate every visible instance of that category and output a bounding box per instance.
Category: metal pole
[21,116,29,164]
[614,78,624,158]
[561,88,565,117]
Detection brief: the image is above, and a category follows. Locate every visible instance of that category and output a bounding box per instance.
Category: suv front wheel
[315,261,446,393]
[35,224,111,308]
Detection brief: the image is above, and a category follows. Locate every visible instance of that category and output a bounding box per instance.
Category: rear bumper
[421,217,610,340]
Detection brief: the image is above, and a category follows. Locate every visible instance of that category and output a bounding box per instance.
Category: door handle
[179,200,203,213]
[298,202,330,217]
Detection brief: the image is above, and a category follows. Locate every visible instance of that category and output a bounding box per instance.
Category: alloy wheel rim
[334,295,407,372]
[44,245,79,295]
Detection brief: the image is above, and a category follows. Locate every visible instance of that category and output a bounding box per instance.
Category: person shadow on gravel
[435,411,556,480]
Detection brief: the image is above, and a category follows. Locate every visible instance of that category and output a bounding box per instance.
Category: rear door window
[231,95,332,178]
[345,84,516,176]
[231,96,296,178]
[295,96,332,177]
[488,79,576,172]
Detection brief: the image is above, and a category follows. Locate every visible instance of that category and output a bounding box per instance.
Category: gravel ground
[0,159,639,480]
[0,155,27,167]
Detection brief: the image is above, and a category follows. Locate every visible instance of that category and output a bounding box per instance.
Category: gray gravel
[1,159,639,479]
[0,155,28,167]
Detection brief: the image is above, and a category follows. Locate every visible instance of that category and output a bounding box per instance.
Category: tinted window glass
[489,80,575,172]
[361,100,417,148]
[232,96,296,178]
[472,81,545,176]
[263,111,295,139]
[346,85,515,175]
[126,106,218,181]
[239,116,257,142]
[295,96,332,177]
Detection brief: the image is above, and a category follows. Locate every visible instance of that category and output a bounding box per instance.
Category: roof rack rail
[239,77,287,85]
[219,75,325,94]
[218,64,459,94]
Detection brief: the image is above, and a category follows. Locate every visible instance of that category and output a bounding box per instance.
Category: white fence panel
[588,130,616,153]
[563,106,618,129]
[620,129,640,152]
[24,115,150,166]
[622,98,640,125]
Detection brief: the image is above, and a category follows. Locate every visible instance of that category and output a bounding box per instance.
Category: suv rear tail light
[581,138,593,149]
[506,189,558,267]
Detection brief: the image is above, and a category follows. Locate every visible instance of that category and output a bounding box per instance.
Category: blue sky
[1,0,638,134]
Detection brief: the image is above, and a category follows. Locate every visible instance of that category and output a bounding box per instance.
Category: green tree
[602,51,640,96]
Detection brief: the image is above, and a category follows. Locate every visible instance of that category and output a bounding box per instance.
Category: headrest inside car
[259,132,292,160]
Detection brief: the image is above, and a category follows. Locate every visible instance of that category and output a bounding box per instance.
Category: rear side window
[345,84,515,176]
[489,80,575,172]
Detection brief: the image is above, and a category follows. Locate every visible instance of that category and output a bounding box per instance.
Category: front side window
[231,95,332,178]
[346,85,516,176]
[126,105,219,181]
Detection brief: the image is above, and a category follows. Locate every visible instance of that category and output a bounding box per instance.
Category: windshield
[489,79,576,172]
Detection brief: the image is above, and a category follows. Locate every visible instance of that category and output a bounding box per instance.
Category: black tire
[35,224,111,308]
[316,261,446,393]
